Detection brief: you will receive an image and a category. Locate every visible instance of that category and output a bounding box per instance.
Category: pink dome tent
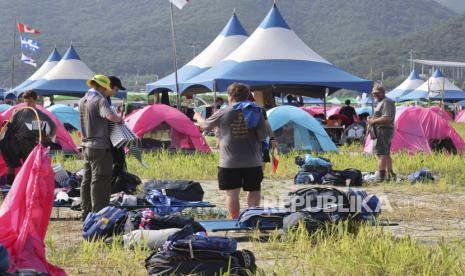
[455,110,465,123]
[430,106,453,121]
[301,106,341,117]
[364,107,465,154]
[124,104,210,153]
[0,104,79,176]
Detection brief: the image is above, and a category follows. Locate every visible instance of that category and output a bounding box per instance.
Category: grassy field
[24,123,465,274]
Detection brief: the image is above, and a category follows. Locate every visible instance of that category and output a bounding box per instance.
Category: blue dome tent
[146,13,248,93]
[183,4,372,96]
[387,70,424,101]
[267,105,337,152]
[0,104,11,112]
[46,104,80,131]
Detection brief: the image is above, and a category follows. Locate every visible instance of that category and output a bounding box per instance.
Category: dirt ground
[49,179,465,245]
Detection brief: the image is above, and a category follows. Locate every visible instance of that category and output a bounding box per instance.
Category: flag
[169,0,190,9]
[20,53,37,67]
[20,36,40,53]
[17,22,40,34]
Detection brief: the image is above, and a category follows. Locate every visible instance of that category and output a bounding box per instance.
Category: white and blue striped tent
[7,48,61,97]
[146,13,248,93]
[13,46,95,98]
[182,4,372,96]
[399,69,465,102]
[387,70,424,101]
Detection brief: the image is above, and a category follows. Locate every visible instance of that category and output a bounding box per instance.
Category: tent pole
[324,88,329,119]
[213,81,217,110]
[169,3,181,110]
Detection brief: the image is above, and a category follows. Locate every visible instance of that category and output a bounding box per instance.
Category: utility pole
[410,49,414,72]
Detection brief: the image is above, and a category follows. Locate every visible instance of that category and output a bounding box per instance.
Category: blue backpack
[83,206,127,241]
[408,169,435,184]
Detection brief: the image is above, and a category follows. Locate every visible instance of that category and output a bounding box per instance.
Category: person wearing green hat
[79,74,123,219]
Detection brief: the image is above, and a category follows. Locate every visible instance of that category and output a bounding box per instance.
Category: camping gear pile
[294,154,363,186]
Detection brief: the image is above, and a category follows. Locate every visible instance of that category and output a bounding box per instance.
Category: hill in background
[0,0,455,90]
[435,0,465,13]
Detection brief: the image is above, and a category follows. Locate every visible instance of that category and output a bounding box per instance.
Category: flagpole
[11,18,16,89]
[169,3,181,110]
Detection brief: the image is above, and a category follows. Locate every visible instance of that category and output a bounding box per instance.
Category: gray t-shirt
[79,89,113,149]
[204,106,266,168]
[374,97,396,128]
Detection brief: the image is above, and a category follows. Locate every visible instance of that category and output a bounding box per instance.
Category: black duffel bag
[140,180,204,201]
[322,169,363,186]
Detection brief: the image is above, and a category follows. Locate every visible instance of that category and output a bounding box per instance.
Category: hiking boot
[387,170,397,182]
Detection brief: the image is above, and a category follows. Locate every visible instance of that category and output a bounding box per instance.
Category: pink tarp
[124,104,210,152]
[0,145,66,275]
[365,106,465,154]
[456,110,465,123]
[301,106,341,117]
[430,106,453,121]
[0,104,79,176]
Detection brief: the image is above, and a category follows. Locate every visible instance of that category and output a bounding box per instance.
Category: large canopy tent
[387,70,424,101]
[146,13,248,94]
[182,4,373,97]
[8,48,61,96]
[7,46,126,99]
[399,69,465,102]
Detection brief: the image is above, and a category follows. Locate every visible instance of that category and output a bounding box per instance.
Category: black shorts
[218,167,263,191]
[262,149,271,163]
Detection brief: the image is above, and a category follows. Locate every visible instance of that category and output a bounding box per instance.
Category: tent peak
[408,69,421,80]
[259,3,290,30]
[432,68,444,78]
[47,48,61,62]
[62,45,81,60]
[220,13,248,37]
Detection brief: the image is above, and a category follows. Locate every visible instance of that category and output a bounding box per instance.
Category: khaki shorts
[372,127,393,156]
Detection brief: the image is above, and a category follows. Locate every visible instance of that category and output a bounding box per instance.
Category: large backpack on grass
[83,206,127,241]
[237,207,291,229]
[285,187,351,215]
[145,226,257,276]
[322,169,363,186]
[123,210,206,234]
[140,180,204,201]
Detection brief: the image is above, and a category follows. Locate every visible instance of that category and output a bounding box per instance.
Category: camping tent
[387,70,424,101]
[399,69,465,102]
[7,48,61,96]
[301,106,341,118]
[124,104,210,152]
[182,4,372,96]
[455,109,465,123]
[0,104,11,113]
[364,106,465,154]
[46,104,80,130]
[429,106,452,121]
[302,97,324,104]
[0,104,79,154]
[146,13,248,93]
[267,105,337,152]
[355,106,373,116]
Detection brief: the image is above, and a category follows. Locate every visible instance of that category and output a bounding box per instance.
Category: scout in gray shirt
[194,83,267,219]
[79,74,123,220]
[368,86,396,181]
